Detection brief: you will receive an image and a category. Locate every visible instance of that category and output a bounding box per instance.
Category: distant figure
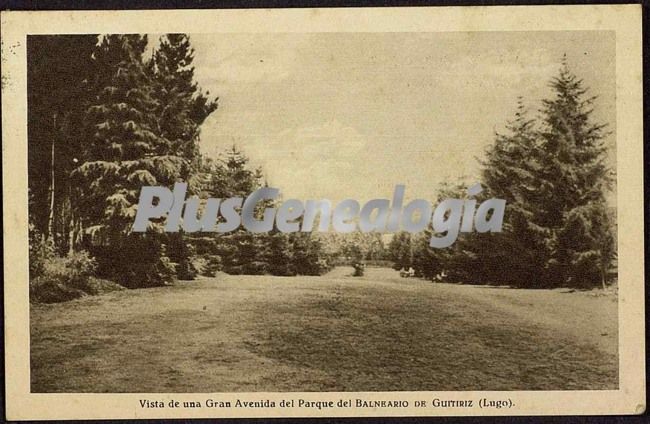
[408,267,415,277]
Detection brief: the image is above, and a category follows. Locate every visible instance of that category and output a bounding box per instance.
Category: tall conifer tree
[537,58,614,287]
[408,59,614,289]
[477,99,550,285]
[149,34,218,187]
[73,35,181,286]
[148,34,218,279]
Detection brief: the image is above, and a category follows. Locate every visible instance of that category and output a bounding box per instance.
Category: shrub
[205,255,223,276]
[352,262,365,277]
[30,276,87,303]
[242,260,270,275]
[176,258,197,280]
[318,258,334,275]
[29,250,98,303]
[167,232,197,280]
[91,235,176,288]
[85,276,125,295]
[28,224,54,279]
[190,256,208,275]
[156,255,177,285]
[43,250,97,290]
[190,255,222,277]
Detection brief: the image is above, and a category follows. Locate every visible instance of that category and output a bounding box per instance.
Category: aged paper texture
[2,5,644,419]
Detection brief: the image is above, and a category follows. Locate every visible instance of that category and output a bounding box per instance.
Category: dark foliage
[407,60,615,289]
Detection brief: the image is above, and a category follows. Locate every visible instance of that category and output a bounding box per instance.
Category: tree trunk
[47,133,55,243]
[68,183,75,254]
[69,216,75,255]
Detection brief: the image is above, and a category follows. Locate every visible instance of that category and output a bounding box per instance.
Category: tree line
[389,58,616,289]
[27,34,334,300]
[28,35,615,301]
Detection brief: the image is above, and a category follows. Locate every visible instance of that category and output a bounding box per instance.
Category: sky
[187,31,616,204]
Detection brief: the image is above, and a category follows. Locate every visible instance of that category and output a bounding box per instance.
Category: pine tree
[149,34,218,189]
[289,232,328,275]
[537,57,614,287]
[72,35,181,287]
[218,145,263,197]
[476,99,550,286]
[148,34,218,279]
[463,58,615,288]
[205,146,269,275]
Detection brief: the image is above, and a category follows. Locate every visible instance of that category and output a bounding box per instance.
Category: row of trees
[389,58,616,289]
[28,35,615,292]
[28,34,332,293]
[185,147,332,278]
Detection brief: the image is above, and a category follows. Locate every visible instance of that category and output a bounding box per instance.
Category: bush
[176,258,197,280]
[91,234,176,288]
[85,276,126,295]
[242,260,270,275]
[30,276,87,303]
[29,250,98,303]
[204,255,222,276]
[191,255,222,277]
[167,232,197,280]
[352,262,365,277]
[29,224,54,279]
[42,250,97,290]
[156,255,177,285]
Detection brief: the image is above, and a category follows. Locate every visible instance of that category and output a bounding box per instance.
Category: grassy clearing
[30,267,617,392]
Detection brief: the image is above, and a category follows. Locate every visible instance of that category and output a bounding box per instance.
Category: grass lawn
[30,267,618,392]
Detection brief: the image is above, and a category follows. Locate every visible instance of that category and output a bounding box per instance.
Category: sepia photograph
[2,5,644,420]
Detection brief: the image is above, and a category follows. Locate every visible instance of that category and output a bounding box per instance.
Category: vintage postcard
[2,5,644,420]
